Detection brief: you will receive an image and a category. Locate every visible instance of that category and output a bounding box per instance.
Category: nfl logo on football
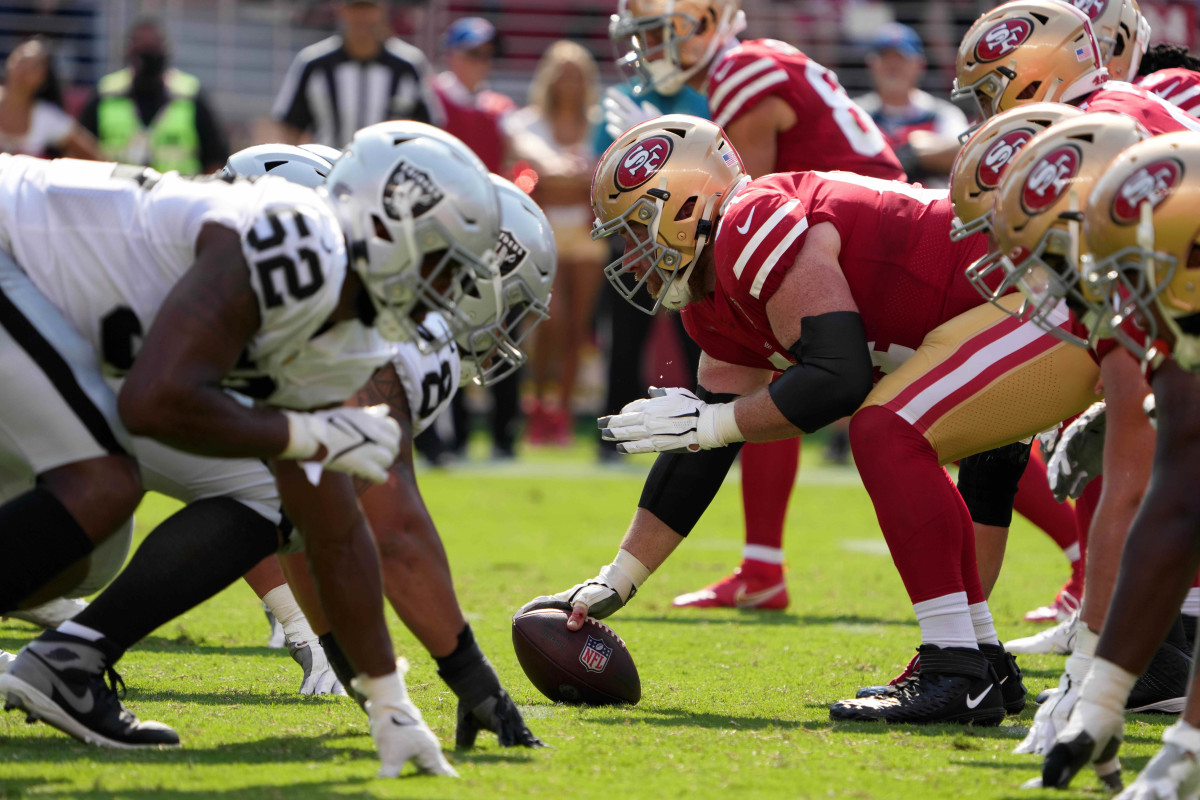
[579,635,613,673]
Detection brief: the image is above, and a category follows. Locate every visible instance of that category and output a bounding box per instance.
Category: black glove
[457,689,544,749]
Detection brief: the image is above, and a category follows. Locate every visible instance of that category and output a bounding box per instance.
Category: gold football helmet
[1083,132,1200,370]
[610,0,746,96]
[953,0,1108,132]
[1065,0,1151,80]
[591,114,746,313]
[951,103,1084,308]
[991,111,1150,341]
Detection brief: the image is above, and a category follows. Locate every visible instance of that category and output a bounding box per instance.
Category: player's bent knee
[40,454,144,541]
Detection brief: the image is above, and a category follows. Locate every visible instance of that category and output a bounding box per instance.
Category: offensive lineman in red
[609,0,905,612]
[522,114,1103,724]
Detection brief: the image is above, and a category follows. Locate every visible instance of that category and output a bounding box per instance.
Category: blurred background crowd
[3,0,1197,464]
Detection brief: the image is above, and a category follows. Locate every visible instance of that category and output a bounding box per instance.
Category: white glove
[599,387,743,455]
[286,630,347,697]
[603,86,662,140]
[517,550,652,621]
[282,404,401,485]
[1047,401,1106,501]
[1116,721,1200,800]
[354,664,458,778]
[1038,697,1125,791]
[1015,648,1092,755]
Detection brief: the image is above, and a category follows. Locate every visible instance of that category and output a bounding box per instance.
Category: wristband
[352,670,405,708]
[699,402,744,448]
[280,411,321,459]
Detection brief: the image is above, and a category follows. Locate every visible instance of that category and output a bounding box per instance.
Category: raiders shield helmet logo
[495,228,528,275]
[383,161,445,220]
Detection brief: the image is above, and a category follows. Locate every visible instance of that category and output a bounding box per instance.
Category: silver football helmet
[219,143,335,188]
[321,122,501,345]
[456,175,557,387]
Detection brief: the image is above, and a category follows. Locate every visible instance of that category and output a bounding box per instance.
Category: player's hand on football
[282,404,401,485]
[517,550,652,631]
[602,86,662,140]
[456,688,544,749]
[1046,401,1106,502]
[599,387,741,455]
[1114,721,1200,800]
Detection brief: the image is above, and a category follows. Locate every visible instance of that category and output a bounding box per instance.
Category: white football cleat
[6,597,89,628]
[1008,612,1078,655]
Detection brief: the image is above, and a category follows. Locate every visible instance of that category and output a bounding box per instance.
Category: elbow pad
[638,385,743,537]
[956,440,1033,527]
[767,312,873,434]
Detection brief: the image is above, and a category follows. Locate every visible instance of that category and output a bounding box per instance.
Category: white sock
[1063,541,1081,563]
[57,620,105,642]
[742,545,784,566]
[969,601,1000,645]
[1183,587,1200,618]
[914,592,977,649]
[262,584,313,643]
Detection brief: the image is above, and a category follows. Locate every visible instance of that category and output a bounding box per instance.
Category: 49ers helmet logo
[1021,146,1080,213]
[614,135,674,191]
[975,19,1034,62]
[977,129,1034,189]
[1070,0,1109,21]
[1111,159,1183,224]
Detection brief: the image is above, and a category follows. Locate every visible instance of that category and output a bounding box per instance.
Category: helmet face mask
[591,115,746,315]
[323,123,500,348]
[456,176,557,387]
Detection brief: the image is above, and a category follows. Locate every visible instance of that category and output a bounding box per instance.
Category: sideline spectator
[853,23,967,187]
[505,41,602,447]
[272,0,437,148]
[79,17,227,174]
[0,36,98,159]
[423,17,522,461]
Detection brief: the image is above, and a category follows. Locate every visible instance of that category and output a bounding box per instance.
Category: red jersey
[680,172,989,377]
[1136,68,1200,118]
[1079,81,1200,134]
[706,39,906,180]
[432,73,514,173]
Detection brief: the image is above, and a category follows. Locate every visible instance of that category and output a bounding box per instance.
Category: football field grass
[0,437,1171,799]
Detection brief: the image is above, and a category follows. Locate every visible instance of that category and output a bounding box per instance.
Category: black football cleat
[855,649,919,698]
[1126,637,1191,714]
[980,642,1027,715]
[0,631,178,748]
[830,644,1005,726]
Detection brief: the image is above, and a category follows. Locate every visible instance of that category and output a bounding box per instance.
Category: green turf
[0,437,1170,799]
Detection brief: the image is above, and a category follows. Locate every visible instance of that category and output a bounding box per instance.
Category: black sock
[0,487,94,613]
[435,624,501,708]
[73,497,278,652]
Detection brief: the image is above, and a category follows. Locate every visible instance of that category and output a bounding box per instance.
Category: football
[511,609,640,705]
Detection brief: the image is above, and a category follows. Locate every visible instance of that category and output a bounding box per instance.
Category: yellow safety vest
[96,68,202,175]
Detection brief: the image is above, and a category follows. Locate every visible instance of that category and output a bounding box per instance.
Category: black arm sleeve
[956,440,1033,527]
[767,311,874,434]
[638,385,743,537]
[193,92,230,171]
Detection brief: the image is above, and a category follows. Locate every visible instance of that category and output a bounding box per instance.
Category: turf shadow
[585,705,809,731]
[1,777,443,799]
[127,690,351,707]
[0,730,380,766]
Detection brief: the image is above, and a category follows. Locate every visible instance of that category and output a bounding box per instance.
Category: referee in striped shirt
[272,0,440,147]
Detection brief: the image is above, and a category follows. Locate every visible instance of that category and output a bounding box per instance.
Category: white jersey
[0,154,388,409]
[391,313,460,435]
